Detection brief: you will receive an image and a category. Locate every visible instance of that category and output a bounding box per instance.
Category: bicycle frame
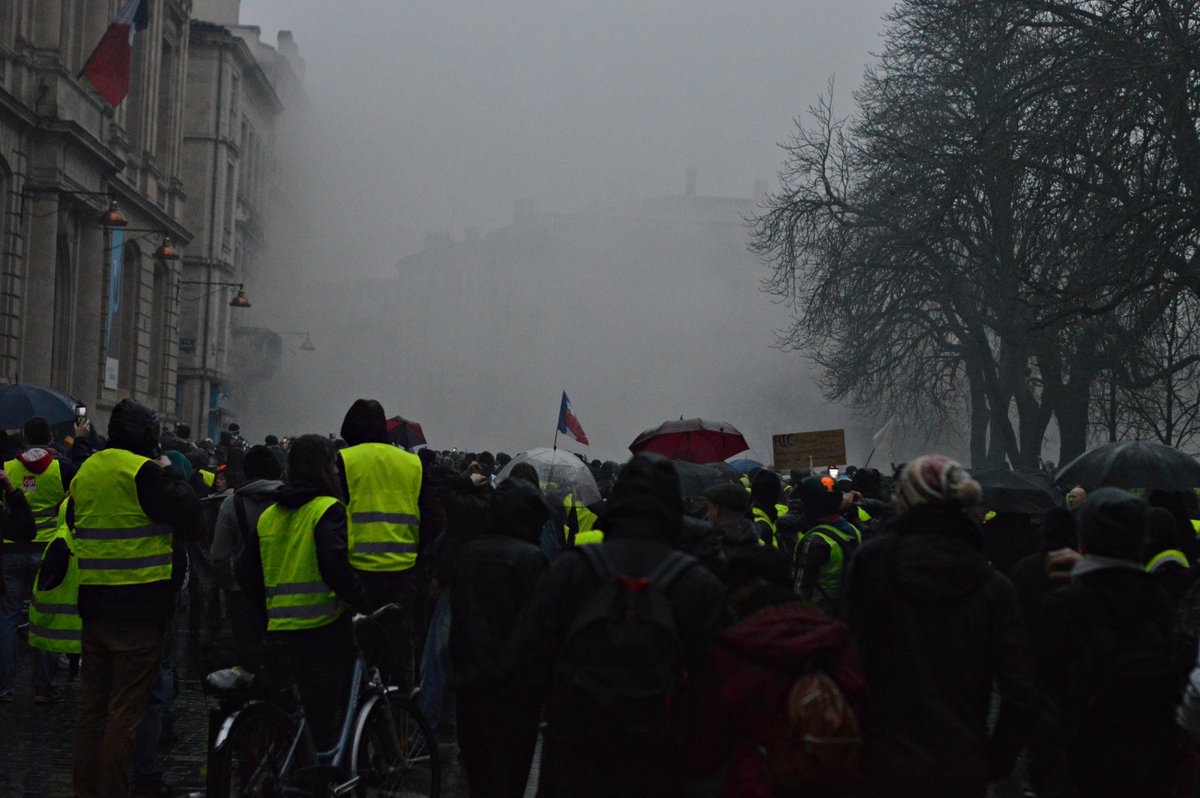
[212,654,386,793]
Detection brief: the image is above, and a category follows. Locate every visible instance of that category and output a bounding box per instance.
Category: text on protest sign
[772,429,847,470]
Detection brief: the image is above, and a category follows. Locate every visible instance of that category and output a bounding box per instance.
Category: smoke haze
[236,1,899,464]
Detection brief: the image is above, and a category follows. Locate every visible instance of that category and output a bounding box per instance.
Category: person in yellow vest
[245,434,366,749]
[1146,506,1193,605]
[749,470,784,550]
[27,503,82,657]
[70,399,201,798]
[0,457,37,703]
[3,416,76,703]
[564,491,604,545]
[337,399,443,690]
[793,475,862,617]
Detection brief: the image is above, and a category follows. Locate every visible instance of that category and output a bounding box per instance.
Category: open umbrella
[386,416,426,449]
[674,460,739,497]
[0,383,79,429]
[1054,440,1200,492]
[727,458,764,474]
[497,447,601,505]
[629,418,749,464]
[971,469,1059,515]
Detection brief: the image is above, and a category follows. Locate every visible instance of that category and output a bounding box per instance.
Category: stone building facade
[0,0,306,439]
[0,0,193,433]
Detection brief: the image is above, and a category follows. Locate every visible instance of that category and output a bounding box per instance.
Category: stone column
[19,198,56,385]
[73,221,104,409]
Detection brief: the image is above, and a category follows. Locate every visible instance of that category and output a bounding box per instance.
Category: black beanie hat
[799,474,843,519]
[1078,487,1148,561]
[705,481,749,513]
[750,469,782,505]
[243,444,283,481]
[606,453,683,541]
[340,399,389,446]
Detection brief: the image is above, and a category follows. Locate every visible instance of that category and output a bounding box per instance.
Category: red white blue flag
[81,0,150,107]
[557,391,589,446]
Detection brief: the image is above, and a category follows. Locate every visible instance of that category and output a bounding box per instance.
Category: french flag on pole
[557,391,590,446]
[81,0,150,107]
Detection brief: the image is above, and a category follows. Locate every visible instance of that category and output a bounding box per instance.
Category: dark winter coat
[846,505,1039,798]
[1033,559,1184,797]
[508,523,728,798]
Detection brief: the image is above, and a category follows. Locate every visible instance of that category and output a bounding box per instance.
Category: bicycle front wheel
[207,701,297,798]
[350,688,440,797]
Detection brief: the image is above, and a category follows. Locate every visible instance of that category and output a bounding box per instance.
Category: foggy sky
[242,0,893,267]
[235,1,905,464]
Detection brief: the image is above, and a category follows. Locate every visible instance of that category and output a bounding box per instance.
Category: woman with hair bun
[845,455,1039,798]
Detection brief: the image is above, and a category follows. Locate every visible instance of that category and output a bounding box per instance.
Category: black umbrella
[673,460,738,498]
[0,383,79,429]
[971,469,1059,515]
[386,416,427,449]
[1054,440,1200,492]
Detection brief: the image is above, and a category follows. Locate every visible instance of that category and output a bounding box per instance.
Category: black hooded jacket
[449,478,548,686]
[846,504,1039,796]
[234,482,367,623]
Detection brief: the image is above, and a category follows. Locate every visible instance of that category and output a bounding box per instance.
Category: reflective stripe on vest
[28,506,82,654]
[5,457,66,542]
[258,495,345,631]
[1147,549,1190,573]
[342,443,422,572]
[72,449,172,586]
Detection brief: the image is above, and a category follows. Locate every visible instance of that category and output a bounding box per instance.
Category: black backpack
[1064,587,1182,790]
[556,545,696,748]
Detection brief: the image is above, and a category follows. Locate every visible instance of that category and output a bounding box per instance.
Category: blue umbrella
[727,458,764,474]
[0,384,80,429]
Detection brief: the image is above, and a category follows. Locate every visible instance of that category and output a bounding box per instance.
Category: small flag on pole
[80,0,150,107]
[557,391,589,446]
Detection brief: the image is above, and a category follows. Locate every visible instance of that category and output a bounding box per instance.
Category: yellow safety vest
[1191,518,1200,538]
[4,457,66,542]
[342,443,422,572]
[799,522,863,603]
[199,469,216,488]
[258,495,345,632]
[564,492,602,546]
[1146,549,1190,573]
[752,506,778,548]
[856,505,872,524]
[72,449,172,586]
[28,504,82,654]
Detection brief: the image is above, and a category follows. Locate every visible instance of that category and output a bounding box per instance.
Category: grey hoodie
[211,478,282,591]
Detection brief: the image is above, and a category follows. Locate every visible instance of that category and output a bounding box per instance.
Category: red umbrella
[386,416,427,448]
[629,418,749,464]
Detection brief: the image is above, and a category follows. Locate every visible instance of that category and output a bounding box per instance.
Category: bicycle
[205,605,440,797]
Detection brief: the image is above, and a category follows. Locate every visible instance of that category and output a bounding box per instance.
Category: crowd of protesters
[7,398,1200,797]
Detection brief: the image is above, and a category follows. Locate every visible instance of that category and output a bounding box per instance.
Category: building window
[156,40,175,169]
[50,230,74,387]
[147,260,170,410]
[118,245,141,393]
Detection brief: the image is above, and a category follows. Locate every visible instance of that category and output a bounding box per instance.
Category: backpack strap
[646,550,696,594]
[578,540,616,577]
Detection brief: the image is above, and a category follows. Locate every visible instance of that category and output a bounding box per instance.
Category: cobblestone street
[0,617,492,798]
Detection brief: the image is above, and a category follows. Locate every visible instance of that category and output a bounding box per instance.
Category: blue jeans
[417,590,455,731]
[0,552,58,693]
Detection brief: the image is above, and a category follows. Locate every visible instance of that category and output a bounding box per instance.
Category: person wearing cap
[845,455,1038,798]
[509,453,727,798]
[1035,487,1182,797]
[704,482,758,552]
[793,474,862,617]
